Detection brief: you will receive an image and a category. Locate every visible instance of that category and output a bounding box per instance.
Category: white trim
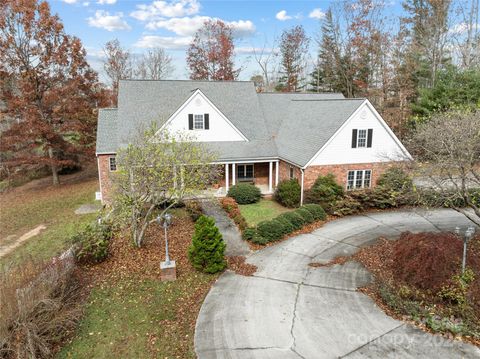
[268,161,273,193]
[213,157,278,164]
[236,163,254,181]
[346,168,372,190]
[275,160,279,186]
[109,156,117,172]
[304,100,413,168]
[97,157,104,204]
[232,163,236,185]
[300,169,305,206]
[225,164,229,192]
[158,89,249,141]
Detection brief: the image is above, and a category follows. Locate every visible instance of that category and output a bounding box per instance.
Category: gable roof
[95,80,374,166]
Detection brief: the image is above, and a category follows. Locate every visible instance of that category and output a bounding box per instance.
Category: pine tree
[188,216,226,274]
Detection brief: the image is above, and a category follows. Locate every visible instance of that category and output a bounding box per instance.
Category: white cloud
[62,0,78,3]
[87,10,131,31]
[145,16,255,37]
[131,0,200,21]
[97,0,117,4]
[236,46,277,55]
[309,8,325,20]
[82,2,90,6]
[276,10,292,21]
[134,35,191,49]
[449,22,479,34]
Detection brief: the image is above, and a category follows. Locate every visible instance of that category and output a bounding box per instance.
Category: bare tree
[252,36,279,92]
[408,109,480,225]
[452,0,480,69]
[103,39,132,104]
[135,48,174,80]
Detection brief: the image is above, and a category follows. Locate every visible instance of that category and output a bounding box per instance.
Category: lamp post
[455,225,476,274]
[157,212,176,281]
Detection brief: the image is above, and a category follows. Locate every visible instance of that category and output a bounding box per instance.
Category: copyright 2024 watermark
[347,331,454,349]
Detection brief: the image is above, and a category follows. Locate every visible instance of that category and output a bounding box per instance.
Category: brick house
[96,80,412,204]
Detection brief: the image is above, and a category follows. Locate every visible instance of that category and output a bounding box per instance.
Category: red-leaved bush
[392,232,479,291]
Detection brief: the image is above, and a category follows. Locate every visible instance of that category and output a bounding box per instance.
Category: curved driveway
[195,208,480,359]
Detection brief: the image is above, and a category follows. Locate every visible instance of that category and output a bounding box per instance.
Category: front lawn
[239,199,293,226]
[58,208,218,358]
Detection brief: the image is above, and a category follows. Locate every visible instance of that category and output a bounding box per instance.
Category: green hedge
[278,211,305,230]
[302,204,327,221]
[295,208,315,224]
[72,221,113,264]
[227,183,261,204]
[305,173,344,211]
[274,179,301,207]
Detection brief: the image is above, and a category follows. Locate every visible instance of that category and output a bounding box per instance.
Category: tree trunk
[48,147,60,185]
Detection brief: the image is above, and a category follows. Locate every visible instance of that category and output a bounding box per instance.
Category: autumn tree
[113,124,221,247]
[252,36,279,91]
[0,0,104,185]
[277,26,309,92]
[103,39,132,104]
[187,20,239,80]
[135,48,174,80]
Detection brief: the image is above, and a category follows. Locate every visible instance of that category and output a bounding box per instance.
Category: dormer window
[188,113,210,130]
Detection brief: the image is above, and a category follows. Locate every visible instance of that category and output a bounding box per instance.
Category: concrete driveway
[195,208,480,359]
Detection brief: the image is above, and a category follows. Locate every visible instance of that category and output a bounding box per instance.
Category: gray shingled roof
[96,80,365,166]
[96,108,118,154]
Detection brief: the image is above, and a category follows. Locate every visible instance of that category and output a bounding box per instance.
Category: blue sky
[50,0,404,82]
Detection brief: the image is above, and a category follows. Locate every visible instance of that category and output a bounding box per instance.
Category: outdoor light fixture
[157,212,176,281]
[455,225,476,274]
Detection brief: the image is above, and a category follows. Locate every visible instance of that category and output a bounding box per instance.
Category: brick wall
[304,162,394,190]
[278,160,301,183]
[98,154,115,204]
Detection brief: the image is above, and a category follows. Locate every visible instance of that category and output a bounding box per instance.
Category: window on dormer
[194,114,204,129]
[188,113,210,130]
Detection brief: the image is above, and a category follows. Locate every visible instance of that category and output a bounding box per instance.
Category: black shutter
[204,113,209,129]
[188,114,193,130]
[351,129,358,148]
[367,129,373,148]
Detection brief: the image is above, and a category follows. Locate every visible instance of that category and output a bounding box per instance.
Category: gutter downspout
[300,168,305,206]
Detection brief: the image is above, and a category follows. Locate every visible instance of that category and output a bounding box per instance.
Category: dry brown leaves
[227,256,257,276]
[309,255,350,268]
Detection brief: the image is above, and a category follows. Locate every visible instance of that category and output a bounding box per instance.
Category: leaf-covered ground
[58,209,219,358]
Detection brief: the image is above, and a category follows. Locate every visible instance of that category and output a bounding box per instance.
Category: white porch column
[268,161,273,193]
[225,164,229,192]
[232,163,236,185]
[275,161,279,186]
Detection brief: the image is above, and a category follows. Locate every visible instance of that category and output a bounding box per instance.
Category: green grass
[57,273,215,359]
[0,179,99,268]
[239,199,293,225]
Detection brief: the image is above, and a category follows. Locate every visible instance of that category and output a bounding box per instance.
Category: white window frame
[109,156,117,172]
[194,114,204,130]
[346,169,372,190]
[289,166,295,180]
[357,129,367,148]
[237,164,254,181]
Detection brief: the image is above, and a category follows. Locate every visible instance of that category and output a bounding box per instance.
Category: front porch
[216,160,280,196]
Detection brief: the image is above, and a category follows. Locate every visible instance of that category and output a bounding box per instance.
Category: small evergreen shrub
[302,204,327,221]
[278,211,305,230]
[257,220,285,242]
[72,221,113,264]
[305,173,344,212]
[295,208,315,224]
[275,216,295,234]
[251,233,268,245]
[242,227,257,241]
[377,167,413,192]
[274,179,301,207]
[227,184,261,204]
[332,197,363,216]
[188,216,226,274]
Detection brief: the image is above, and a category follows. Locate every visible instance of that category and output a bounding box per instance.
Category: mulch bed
[227,256,257,276]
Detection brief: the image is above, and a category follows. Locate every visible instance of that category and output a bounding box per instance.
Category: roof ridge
[291,98,365,101]
[259,92,344,95]
[119,79,255,83]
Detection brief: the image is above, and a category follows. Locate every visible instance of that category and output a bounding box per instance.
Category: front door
[237,164,254,182]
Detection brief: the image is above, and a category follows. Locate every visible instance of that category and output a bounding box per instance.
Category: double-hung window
[188,113,210,130]
[237,164,254,181]
[357,129,367,148]
[346,170,371,190]
[351,129,373,148]
[194,114,204,129]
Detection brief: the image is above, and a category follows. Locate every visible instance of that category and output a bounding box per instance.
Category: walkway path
[195,208,480,358]
[0,224,47,258]
[200,200,250,256]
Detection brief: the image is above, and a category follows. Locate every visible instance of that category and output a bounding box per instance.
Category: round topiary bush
[295,208,314,224]
[257,220,285,242]
[302,204,327,221]
[227,183,261,204]
[188,215,226,274]
[274,179,301,208]
[278,211,305,230]
[275,216,295,234]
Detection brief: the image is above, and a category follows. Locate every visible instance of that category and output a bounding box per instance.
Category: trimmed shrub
[305,173,344,211]
[377,167,413,192]
[220,197,248,231]
[275,216,296,234]
[220,197,238,213]
[274,179,301,207]
[242,227,257,241]
[227,183,261,204]
[72,221,112,264]
[251,233,268,245]
[257,220,285,242]
[332,197,363,216]
[302,204,327,221]
[278,211,305,230]
[295,208,314,224]
[188,216,226,274]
